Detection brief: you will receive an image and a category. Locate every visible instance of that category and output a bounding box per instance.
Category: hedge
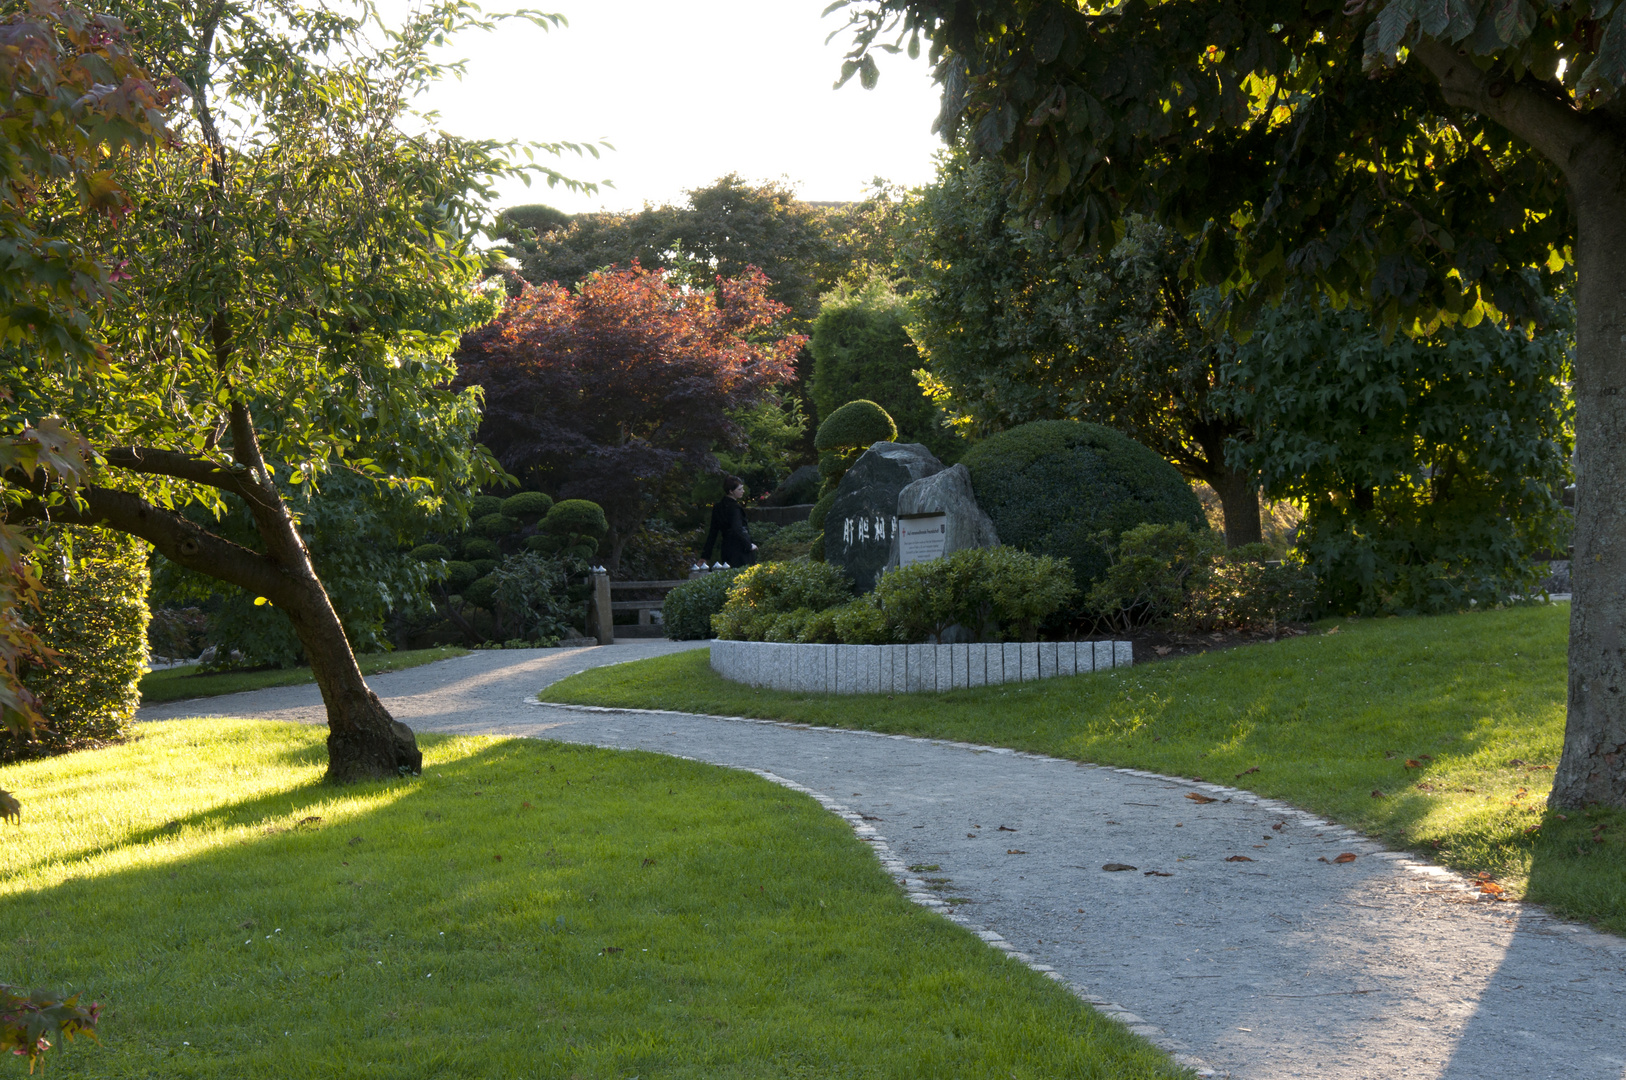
[961,420,1204,594]
[662,569,744,640]
[9,526,149,761]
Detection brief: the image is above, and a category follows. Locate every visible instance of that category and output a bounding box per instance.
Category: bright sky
[399,0,949,215]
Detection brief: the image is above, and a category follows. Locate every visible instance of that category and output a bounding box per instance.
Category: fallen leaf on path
[1185,792,1217,804]
[1333,853,1357,864]
[1479,882,1505,895]
[1006,849,1028,855]
[1271,822,1284,831]
[1144,870,1173,877]
[998,825,1017,831]
[1102,863,1138,872]
[1225,855,1254,862]
[1236,766,1260,778]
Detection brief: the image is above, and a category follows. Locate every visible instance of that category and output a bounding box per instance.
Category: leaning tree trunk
[1211,467,1263,549]
[1553,169,1626,810]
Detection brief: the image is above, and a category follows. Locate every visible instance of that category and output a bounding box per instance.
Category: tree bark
[1210,467,1263,549]
[1413,42,1626,808]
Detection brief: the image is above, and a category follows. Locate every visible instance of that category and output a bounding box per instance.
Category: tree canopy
[832,0,1626,808]
[2,0,597,782]
[455,265,804,569]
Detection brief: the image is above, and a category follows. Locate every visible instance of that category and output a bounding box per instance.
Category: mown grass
[0,720,1185,1078]
[541,604,1625,935]
[138,646,468,704]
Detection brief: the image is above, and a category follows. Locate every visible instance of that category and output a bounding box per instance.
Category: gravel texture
[140,644,1626,1080]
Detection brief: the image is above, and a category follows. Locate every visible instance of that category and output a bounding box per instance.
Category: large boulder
[827,442,944,591]
[887,463,1000,568]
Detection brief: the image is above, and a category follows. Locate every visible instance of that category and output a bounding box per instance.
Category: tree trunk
[1553,172,1626,810]
[1413,41,1626,808]
[1211,468,1263,549]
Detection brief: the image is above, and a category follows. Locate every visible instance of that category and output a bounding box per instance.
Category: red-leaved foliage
[457,264,804,564]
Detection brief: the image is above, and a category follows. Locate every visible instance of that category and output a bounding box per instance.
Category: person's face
[728,484,745,500]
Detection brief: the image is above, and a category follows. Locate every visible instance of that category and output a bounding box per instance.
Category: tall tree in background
[4,0,593,782]
[834,0,1626,809]
[903,153,1262,543]
[456,266,804,569]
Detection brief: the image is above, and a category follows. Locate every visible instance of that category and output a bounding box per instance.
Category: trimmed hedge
[712,561,854,640]
[962,420,1204,594]
[501,491,553,522]
[814,399,897,451]
[662,568,745,640]
[9,526,149,760]
[469,494,504,520]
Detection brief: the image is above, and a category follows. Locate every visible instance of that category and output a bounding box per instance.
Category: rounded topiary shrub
[9,526,149,761]
[961,420,1204,593]
[469,494,504,520]
[476,512,515,538]
[410,543,451,562]
[444,560,479,591]
[661,568,745,640]
[814,399,897,451]
[501,491,553,523]
[542,500,609,546]
[460,537,500,561]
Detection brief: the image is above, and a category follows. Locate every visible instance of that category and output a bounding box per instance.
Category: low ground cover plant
[138,647,468,704]
[543,603,1624,935]
[0,720,1185,1077]
[1086,522,1317,633]
[708,549,1075,644]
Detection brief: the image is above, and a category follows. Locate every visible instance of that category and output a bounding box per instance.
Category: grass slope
[138,646,468,704]
[542,605,1625,935]
[0,720,1183,1079]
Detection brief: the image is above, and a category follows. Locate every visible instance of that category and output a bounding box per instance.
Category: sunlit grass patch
[542,604,1625,935]
[0,720,1184,1078]
[137,646,468,705]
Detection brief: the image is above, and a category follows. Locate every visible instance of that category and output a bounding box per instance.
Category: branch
[102,446,258,499]
[7,484,290,603]
[1410,40,1612,188]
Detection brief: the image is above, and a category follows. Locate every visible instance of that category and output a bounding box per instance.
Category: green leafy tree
[1220,300,1573,614]
[810,278,947,456]
[903,154,1262,542]
[833,0,1626,808]
[3,0,596,782]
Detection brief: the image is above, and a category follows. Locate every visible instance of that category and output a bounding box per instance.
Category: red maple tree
[457,263,804,568]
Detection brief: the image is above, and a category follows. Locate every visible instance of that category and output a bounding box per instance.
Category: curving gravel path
[140,644,1626,1080]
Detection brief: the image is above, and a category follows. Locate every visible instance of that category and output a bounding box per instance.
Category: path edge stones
[526,698,1626,1073]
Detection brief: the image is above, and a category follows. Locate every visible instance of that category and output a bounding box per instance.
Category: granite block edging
[709,638,1132,694]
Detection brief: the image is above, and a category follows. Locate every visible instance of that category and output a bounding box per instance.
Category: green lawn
[541,604,1626,935]
[138,646,468,704]
[0,720,1184,1079]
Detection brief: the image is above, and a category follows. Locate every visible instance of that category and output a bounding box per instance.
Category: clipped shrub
[815,399,897,452]
[874,546,1074,643]
[798,596,891,644]
[444,560,480,591]
[662,568,745,640]
[962,420,1204,595]
[460,536,500,561]
[767,465,820,506]
[470,494,504,520]
[542,500,609,547]
[476,512,516,538]
[758,520,816,562]
[9,527,149,761]
[812,281,943,451]
[471,559,499,577]
[711,560,853,640]
[463,575,498,610]
[491,552,577,642]
[501,491,553,523]
[410,543,451,562]
[1085,523,1224,633]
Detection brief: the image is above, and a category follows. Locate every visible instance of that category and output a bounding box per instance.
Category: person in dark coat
[702,475,757,567]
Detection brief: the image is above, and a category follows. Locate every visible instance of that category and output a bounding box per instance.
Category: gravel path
[141,644,1626,1080]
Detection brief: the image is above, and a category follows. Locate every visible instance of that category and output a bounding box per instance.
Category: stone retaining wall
[709,639,1132,695]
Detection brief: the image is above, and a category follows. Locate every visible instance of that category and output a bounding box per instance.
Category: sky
[394,0,950,215]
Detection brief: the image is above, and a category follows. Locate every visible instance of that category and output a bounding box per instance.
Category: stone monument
[827,442,944,591]
[887,463,1000,569]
